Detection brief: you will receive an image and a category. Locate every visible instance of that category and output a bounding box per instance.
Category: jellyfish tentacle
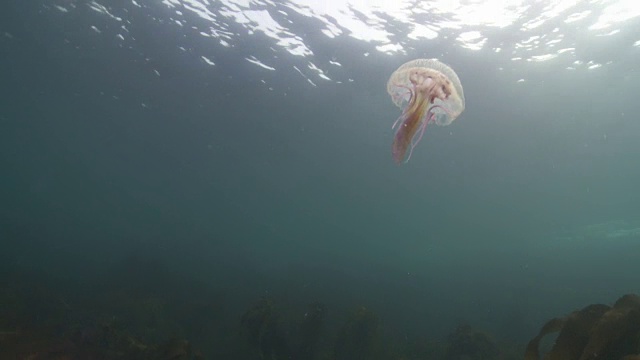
[405,146,414,163]
[410,117,429,154]
[391,85,417,130]
[392,111,408,130]
[426,104,452,124]
[405,127,420,163]
[391,83,414,106]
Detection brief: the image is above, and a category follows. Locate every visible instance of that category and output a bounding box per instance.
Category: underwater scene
[1,0,640,359]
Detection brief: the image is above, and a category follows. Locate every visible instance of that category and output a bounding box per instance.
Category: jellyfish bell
[387,59,465,164]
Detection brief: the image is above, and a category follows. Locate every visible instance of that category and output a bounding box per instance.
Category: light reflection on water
[46,0,640,86]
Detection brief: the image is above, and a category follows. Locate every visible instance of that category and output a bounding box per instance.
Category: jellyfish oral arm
[392,91,429,163]
[406,105,444,158]
[407,114,430,161]
[405,104,453,162]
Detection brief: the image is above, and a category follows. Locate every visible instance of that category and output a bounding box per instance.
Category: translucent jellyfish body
[387,59,465,163]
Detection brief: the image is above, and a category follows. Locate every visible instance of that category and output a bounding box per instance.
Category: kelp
[525,294,640,360]
[444,323,500,360]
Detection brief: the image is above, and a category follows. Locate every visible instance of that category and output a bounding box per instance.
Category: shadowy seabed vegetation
[1,256,638,359]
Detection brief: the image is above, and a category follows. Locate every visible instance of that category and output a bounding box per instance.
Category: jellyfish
[387,59,465,164]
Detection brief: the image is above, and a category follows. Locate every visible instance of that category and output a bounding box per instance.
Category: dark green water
[1,0,639,357]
